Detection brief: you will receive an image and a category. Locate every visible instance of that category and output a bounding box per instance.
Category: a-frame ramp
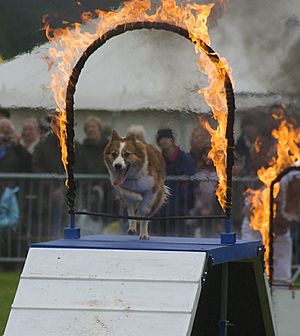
[4,235,275,336]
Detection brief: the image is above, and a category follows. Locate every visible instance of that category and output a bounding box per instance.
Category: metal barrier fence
[0,173,299,265]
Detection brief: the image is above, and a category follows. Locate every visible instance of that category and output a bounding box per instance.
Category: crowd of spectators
[0,106,299,272]
[234,104,300,177]
[0,109,112,238]
[0,109,110,175]
[0,106,298,222]
[1,105,292,176]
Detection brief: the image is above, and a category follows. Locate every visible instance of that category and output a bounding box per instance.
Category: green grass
[0,272,20,335]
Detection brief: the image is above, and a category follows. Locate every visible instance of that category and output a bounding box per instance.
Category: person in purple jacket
[155,128,195,236]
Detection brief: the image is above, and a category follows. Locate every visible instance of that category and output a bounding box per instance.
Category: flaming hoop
[64,21,235,218]
[247,118,300,277]
[45,0,235,233]
[269,165,300,286]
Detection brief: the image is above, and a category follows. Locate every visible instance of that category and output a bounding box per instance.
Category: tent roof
[0,28,273,112]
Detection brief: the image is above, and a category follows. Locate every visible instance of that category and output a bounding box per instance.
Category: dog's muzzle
[112,164,130,186]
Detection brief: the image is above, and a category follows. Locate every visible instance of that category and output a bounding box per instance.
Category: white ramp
[4,248,207,336]
[272,288,300,336]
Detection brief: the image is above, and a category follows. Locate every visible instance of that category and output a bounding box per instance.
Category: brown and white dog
[104,130,168,239]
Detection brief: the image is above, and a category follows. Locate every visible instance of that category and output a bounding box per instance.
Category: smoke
[210,0,300,95]
[273,28,300,95]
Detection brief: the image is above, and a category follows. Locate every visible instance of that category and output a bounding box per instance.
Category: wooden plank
[4,310,191,336]
[23,248,206,282]
[13,278,198,312]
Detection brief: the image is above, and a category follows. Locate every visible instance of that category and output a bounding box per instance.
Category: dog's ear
[126,133,136,142]
[111,130,121,141]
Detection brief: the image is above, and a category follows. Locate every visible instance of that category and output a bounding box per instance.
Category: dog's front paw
[128,228,137,235]
[139,234,150,240]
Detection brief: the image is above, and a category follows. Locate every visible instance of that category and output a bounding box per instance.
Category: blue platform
[31,235,262,265]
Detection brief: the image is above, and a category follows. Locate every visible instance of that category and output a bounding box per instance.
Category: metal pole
[225,218,231,233]
[70,211,75,229]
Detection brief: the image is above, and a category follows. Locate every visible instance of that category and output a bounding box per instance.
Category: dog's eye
[111,152,117,158]
[124,152,130,158]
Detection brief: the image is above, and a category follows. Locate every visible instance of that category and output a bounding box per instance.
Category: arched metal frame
[64,21,235,225]
[269,165,300,286]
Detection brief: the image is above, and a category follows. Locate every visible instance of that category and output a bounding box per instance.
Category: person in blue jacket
[0,185,19,231]
[155,128,195,236]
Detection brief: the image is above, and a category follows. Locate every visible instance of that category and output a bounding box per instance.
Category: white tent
[1,0,299,111]
[0,30,209,111]
[0,0,299,145]
[2,0,300,111]
[0,25,278,112]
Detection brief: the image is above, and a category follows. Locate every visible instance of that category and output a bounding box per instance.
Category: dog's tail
[159,185,171,209]
[149,185,171,217]
[163,185,171,204]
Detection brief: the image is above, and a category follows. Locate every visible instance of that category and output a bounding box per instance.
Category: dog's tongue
[113,170,125,186]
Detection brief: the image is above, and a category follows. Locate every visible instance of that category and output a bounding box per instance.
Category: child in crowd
[0,185,19,231]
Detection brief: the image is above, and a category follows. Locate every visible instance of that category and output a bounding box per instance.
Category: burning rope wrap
[65,21,235,220]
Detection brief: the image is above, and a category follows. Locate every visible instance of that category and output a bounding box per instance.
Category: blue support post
[64,212,80,239]
[220,218,236,245]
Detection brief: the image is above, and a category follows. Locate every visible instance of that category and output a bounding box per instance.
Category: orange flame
[44,0,232,208]
[254,136,262,153]
[246,118,300,275]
